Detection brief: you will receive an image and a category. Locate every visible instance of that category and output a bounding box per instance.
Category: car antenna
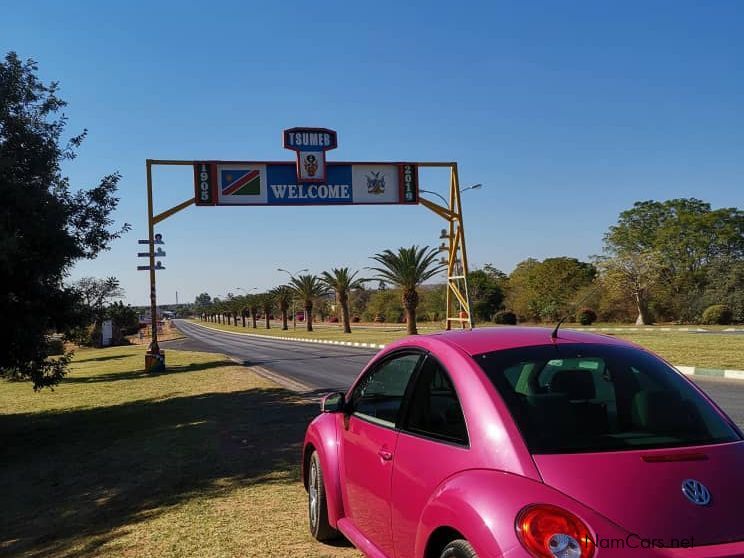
[551,280,604,340]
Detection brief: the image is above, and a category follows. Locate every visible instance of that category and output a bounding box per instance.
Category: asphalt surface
[171,320,377,391]
[170,319,744,430]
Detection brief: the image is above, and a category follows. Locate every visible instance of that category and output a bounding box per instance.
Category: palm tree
[243,294,258,328]
[271,285,293,330]
[289,274,328,332]
[257,292,274,329]
[369,245,445,335]
[320,267,367,334]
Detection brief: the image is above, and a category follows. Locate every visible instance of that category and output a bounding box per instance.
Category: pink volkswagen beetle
[302,328,744,558]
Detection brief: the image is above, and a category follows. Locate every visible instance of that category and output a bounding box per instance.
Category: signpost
[142,127,472,372]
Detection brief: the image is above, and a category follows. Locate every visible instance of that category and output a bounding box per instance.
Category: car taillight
[516,504,595,558]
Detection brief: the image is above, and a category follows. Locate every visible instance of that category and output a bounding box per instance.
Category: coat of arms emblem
[366,171,386,195]
[303,154,318,177]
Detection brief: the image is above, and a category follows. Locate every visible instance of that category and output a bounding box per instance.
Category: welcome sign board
[193,127,418,207]
[194,161,419,206]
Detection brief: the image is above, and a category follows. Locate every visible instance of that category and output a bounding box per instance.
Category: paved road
[171,320,377,391]
[171,320,744,430]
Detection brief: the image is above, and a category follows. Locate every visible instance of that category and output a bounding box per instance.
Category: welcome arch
[141,128,473,370]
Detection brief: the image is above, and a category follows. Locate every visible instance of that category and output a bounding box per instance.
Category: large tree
[507,257,596,322]
[0,52,129,389]
[467,266,506,322]
[289,274,327,332]
[369,245,444,335]
[597,251,663,325]
[321,267,366,334]
[604,198,744,321]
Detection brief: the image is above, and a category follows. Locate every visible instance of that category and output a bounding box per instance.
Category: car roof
[425,326,632,357]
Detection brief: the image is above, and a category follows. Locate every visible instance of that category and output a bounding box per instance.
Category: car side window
[403,356,469,446]
[350,353,421,427]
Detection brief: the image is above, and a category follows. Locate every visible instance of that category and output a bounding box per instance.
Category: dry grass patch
[0,344,361,558]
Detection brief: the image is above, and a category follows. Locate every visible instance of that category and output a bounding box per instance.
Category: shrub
[701,304,734,325]
[493,311,517,325]
[576,307,598,326]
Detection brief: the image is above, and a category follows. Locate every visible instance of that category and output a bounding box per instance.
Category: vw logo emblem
[681,479,711,506]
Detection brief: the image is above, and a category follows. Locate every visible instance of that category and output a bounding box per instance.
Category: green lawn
[190,319,744,370]
[0,344,361,558]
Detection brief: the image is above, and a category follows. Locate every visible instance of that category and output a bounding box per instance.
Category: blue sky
[3,1,742,306]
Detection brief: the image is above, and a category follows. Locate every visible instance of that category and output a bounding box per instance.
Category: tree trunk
[241,312,246,327]
[306,301,313,332]
[281,308,288,330]
[634,291,651,325]
[251,310,257,329]
[340,292,352,334]
[402,288,419,335]
[265,311,270,329]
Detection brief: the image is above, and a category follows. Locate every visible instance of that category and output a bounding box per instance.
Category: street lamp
[277,267,309,329]
[419,184,484,206]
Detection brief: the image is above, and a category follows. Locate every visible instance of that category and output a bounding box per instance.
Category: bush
[576,307,597,326]
[701,304,734,325]
[493,311,517,325]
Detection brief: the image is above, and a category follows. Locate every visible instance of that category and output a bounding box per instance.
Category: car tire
[440,539,477,558]
[308,451,338,541]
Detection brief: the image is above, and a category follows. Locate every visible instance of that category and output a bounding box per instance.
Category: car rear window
[475,343,741,454]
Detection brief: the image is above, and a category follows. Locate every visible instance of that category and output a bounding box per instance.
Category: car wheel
[308,451,338,541]
[440,539,477,558]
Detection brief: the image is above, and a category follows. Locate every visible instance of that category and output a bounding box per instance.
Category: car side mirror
[321,391,345,413]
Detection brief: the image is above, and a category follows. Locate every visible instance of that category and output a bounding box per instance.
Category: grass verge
[189,320,744,370]
[0,344,361,558]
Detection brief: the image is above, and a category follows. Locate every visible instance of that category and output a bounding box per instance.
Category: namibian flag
[221,169,261,196]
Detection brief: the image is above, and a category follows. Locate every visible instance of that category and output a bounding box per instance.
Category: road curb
[575,327,744,333]
[186,321,744,381]
[189,321,387,349]
[675,366,744,381]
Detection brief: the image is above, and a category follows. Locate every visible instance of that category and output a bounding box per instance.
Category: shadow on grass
[71,353,132,364]
[62,359,236,384]
[0,384,334,557]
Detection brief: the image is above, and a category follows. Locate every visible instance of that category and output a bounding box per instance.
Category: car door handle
[377,448,393,461]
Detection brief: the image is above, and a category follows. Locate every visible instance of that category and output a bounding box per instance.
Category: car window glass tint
[477,343,740,454]
[405,357,468,445]
[351,353,420,426]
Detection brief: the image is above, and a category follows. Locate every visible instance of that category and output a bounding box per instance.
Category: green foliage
[701,260,744,323]
[320,267,367,332]
[417,285,447,322]
[493,311,517,325]
[468,267,506,321]
[701,305,734,326]
[289,274,328,330]
[507,257,596,322]
[576,307,598,326]
[363,289,404,323]
[369,245,445,292]
[107,301,140,337]
[604,198,744,322]
[0,53,129,389]
[370,245,445,334]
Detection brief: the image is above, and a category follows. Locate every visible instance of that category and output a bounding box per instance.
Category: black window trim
[348,348,427,431]
[398,353,471,449]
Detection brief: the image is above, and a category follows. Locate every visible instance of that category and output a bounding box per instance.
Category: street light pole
[420,183,483,206]
[277,267,308,330]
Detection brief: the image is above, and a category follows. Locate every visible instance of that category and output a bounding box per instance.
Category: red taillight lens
[516,504,595,558]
